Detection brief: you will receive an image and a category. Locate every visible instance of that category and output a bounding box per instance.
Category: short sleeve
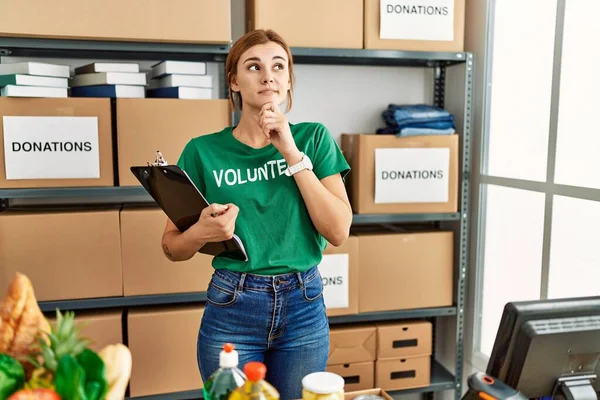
[312,124,351,181]
[177,139,206,194]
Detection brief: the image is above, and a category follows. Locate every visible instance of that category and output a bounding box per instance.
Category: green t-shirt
[176,122,351,275]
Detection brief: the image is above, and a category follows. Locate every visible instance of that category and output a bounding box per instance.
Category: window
[473,0,600,367]
[479,185,545,356]
[485,0,556,182]
[554,0,600,189]
[548,196,600,299]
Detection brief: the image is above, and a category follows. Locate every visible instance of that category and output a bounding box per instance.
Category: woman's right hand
[191,203,239,243]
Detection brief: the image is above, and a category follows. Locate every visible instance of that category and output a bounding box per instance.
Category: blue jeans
[197,266,330,400]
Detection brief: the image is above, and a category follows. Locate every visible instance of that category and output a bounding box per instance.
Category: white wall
[287,64,432,142]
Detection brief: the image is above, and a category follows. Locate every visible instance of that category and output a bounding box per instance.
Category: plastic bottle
[229,361,280,400]
[202,343,247,400]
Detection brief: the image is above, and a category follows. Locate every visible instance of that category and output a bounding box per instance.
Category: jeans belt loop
[296,272,305,288]
[238,273,247,293]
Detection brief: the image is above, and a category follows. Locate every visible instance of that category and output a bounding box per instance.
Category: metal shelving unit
[0,36,472,400]
[39,292,456,320]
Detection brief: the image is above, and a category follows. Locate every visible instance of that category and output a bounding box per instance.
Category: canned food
[301,372,345,400]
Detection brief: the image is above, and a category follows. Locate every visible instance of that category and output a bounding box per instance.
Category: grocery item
[301,371,345,400]
[8,387,61,399]
[203,343,247,400]
[98,343,133,400]
[0,354,26,398]
[0,272,133,399]
[229,361,279,400]
[0,273,51,359]
[35,309,92,372]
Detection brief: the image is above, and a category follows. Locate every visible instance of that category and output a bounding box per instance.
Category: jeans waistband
[213,266,319,292]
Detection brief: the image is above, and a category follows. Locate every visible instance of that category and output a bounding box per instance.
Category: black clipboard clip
[131,154,248,262]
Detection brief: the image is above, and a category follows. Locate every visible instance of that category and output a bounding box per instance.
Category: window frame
[468,0,600,372]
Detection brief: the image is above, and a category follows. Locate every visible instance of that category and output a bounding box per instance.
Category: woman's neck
[233,108,271,149]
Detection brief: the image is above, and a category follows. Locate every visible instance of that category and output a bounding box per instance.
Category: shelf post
[455,52,474,400]
[434,66,447,109]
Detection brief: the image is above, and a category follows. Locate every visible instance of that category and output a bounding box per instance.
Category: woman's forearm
[285,152,352,245]
[162,226,206,262]
[294,171,352,245]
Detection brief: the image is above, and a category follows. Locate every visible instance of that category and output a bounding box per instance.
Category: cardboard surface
[120,207,214,296]
[345,388,393,400]
[0,0,231,44]
[128,305,205,396]
[116,99,230,186]
[341,134,459,214]
[0,98,113,188]
[376,321,432,359]
[328,325,377,365]
[322,236,359,317]
[0,210,123,301]
[356,231,453,313]
[363,0,465,51]
[248,0,363,49]
[327,361,375,392]
[48,310,123,353]
[375,356,431,390]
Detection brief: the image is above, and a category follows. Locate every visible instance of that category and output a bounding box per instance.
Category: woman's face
[231,42,291,111]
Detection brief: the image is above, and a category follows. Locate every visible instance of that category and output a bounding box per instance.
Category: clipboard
[130,164,248,262]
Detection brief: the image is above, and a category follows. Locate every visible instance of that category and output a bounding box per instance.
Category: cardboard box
[345,388,393,400]
[116,99,230,186]
[48,310,123,353]
[376,356,430,390]
[247,0,363,49]
[356,231,453,313]
[120,207,214,296]
[341,134,458,214]
[0,210,123,301]
[0,98,113,189]
[128,305,204,397]
[327,362,374,392]
[376,321,432,359]
[321,236,359,317]
[328,325,377,365]
[0,0,231,44]
[364,0,465,52]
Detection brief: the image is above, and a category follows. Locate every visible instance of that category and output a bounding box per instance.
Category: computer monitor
[486,296,600,400]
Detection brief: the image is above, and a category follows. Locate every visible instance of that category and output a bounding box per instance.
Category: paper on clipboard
[130,162,248,262]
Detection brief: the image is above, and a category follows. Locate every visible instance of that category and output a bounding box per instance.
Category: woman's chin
[248,96,286,109]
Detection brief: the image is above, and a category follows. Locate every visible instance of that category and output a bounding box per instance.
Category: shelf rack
[39,292,457,320]
[0,36,472,400]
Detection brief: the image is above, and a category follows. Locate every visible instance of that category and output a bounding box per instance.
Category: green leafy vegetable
[55,355,87,400]
[0,353,26,399]
[77,349,108,400]
[54,349,108,400]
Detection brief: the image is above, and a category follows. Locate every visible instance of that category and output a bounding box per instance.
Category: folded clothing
[377,104,456,136]
[375,126,456,136]
[400,127,456,136]
[382,104,454,129]
[391,102,450,119]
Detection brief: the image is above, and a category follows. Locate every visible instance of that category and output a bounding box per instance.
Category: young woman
[161,29,352,399]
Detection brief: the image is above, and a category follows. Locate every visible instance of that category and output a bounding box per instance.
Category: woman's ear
[230,73,240,93]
